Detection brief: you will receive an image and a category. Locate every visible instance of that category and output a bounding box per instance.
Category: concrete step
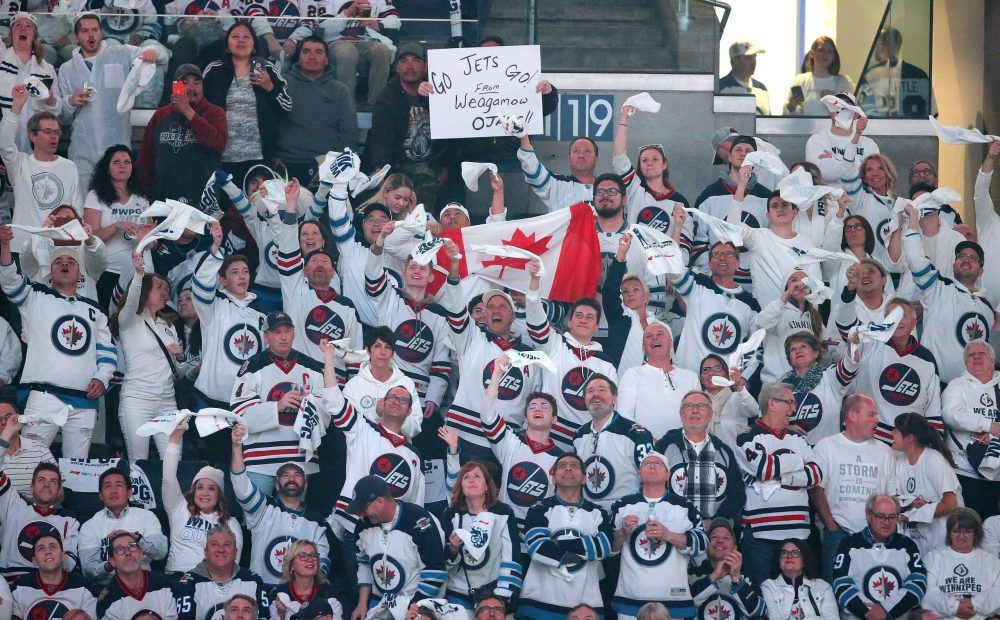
[541,44,676,71]
[534,19,665,46]
[490,0,660,20]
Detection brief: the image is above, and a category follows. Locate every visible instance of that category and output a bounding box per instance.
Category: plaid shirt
[680,432,719,518]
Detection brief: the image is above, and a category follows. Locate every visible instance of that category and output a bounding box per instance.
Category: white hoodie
[942,369,1000,479]
[343,362,423,438]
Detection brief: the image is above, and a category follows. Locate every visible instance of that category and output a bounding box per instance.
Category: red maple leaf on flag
[480,229,553,278]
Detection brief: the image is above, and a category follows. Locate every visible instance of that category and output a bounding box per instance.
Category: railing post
[527,0,537,44]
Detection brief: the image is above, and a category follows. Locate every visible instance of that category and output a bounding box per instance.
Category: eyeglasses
[112,542,141,555]
[680,402,711,412]
[772,398,795,406]
[709,251,738,259]
[594,188,622,197]
[909,168,934,177]
[555,461,582,470]
[844,223,866,232]
[869,511,899,522]
[527,402,552,411]
[779,549,803,558]
[476,606,505,616]
[384,394,411,404]
[700,364,724,374]
[951,528,975,536]
[34,128,62,136]
[296,552,320,560]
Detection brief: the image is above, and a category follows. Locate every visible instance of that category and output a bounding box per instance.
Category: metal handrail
[690,0,732,33]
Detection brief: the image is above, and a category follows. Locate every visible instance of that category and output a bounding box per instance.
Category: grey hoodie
[276,64,358,164]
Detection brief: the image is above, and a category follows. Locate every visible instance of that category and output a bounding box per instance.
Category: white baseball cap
[729,41,765,59]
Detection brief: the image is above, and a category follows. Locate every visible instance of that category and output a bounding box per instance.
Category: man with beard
[175,525,269,620]
[367,43,456,209]
[95,532,176,620]
[229,424,333,587]
[57,12,159,191]
[572,373,654,510]
[689,518,765,620]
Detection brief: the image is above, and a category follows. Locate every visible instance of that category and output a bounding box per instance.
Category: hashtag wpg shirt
[812,433,893,533]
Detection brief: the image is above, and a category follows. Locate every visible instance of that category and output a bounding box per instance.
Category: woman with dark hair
[760,538,837,618]
[890,412,963,557]
[114,251,184,460]
[697,353,758,446]
[162,423,242,573]
[84,145,150,309]
[441,461,522,612]
[924,508,1000,618]
[785,36,855,115]
[202,21,292,183]
[269,539,344,620]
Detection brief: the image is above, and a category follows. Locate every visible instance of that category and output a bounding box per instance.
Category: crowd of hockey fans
[0,4,999,620]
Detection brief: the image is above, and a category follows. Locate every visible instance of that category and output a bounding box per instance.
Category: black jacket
[201,58,293,160]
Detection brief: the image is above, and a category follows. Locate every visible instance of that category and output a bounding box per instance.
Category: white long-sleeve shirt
[78,505,168,581]
[343,363,423,438]
[924,546,1000,620]
[805,128,878,188]
[118,272,178,400]
[616,363,700,441]
[974,169,1000,306]
[0,314,20,384]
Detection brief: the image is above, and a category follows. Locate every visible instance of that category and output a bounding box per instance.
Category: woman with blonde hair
[636,602,672,620]
[269,540,344,620]
[785,36,855,115]
[361,172,415,219]
[442,461,522,613]
[0,13,60,152]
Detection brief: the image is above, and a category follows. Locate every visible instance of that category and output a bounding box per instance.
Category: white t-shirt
[890,448,964,557]
[83,191,148,275]
[812,433,893,532]
[805,128,879,188]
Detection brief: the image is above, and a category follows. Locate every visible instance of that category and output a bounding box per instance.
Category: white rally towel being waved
[821,94,867,129]
[9,219,88,242]
[116,50,158,114]
[506,349,559,375]
[743,151,789,178]
[430,202,602,303]
[137,408,239,437]
[777,167,844,207]
[622,92,661,114]
[453,512,497,562]
[683,207,743,247]
[711,328,766,387]
[293,398,327,453]
[397,204,431,236]
[849,306,904,345]
[928,116,1000,144]
[136,199,215,253]
[461,162,499,192]
[631,224,685,276]
[20,403,71,428]
[886,187,963,236]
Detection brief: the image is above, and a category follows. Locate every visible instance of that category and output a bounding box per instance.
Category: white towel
[136,410,190,437]
[631,224,685,276]
[470,243,544,275]
[20,403,71,427]
[622,92,661,114]
[502,114,527,138]
[9,219,88,242]
[753,137,781,155]
[259,178,288,215]
[136,200,214,253]
[821,94,868,129]
[849,306,904,344]
[350,165,391,197]
[275,593,302,616]
[116,53,157,114]
[506,349,559,375]
[415,600,467,620]
[928,116,999,145]
[193,409,242,437]
[318,149,361,184]
[802,276,832,304]
[454,512,496,562]
[752,480,781,500]
[711,328,766,387]
[397,204,430,235]
[777,168,843,207]
[411,231,447,266]
[461,162,499,192]
[293,398,326,453]
[24,76,49,100]
[743,151,789,177]
[683,208,743,246]
[886,187,962,235]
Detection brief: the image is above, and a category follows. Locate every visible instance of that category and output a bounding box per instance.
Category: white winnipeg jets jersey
[671,269,759,372]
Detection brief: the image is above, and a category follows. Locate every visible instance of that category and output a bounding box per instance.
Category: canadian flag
[433,202,602,303]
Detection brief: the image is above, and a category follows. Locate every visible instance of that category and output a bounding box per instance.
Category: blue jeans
[821,528,851,584]
[739,528,785,585]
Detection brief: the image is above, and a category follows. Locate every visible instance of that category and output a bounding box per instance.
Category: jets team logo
[394,319,433,363]
[372,554,405,592]
[264,241,279,270]
[17,521,59,562]
[31,172,64,210]
[51,314,91,356]
[561,366,594,411]
[265,535,295,578]
[370,453,413,497]
[981,393,995,408]
[740,211,760,228]
[669,464,728,497]
[506,461,549,506]
[637,206,671,232]
[630,523,671,566]
[698,595,738,620]
[878,363,920,406]
[906,476,916,494]
[267,381,299,426]
[701,312,741,354]
[27,600,69,620]
[790,393,823,433]
[954,563,969,577]
[305,306,346,344]
[101,8,141,37]
[360,395,377,410]
[584,455,615,499]
[204,602,227,620]
[877,219,892,248]
[863,566,901,601]
[482,360,525,401]
[956,312,988,346]
[460,524,492,568]
[184,0,223,14]
[223,324,261,364]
